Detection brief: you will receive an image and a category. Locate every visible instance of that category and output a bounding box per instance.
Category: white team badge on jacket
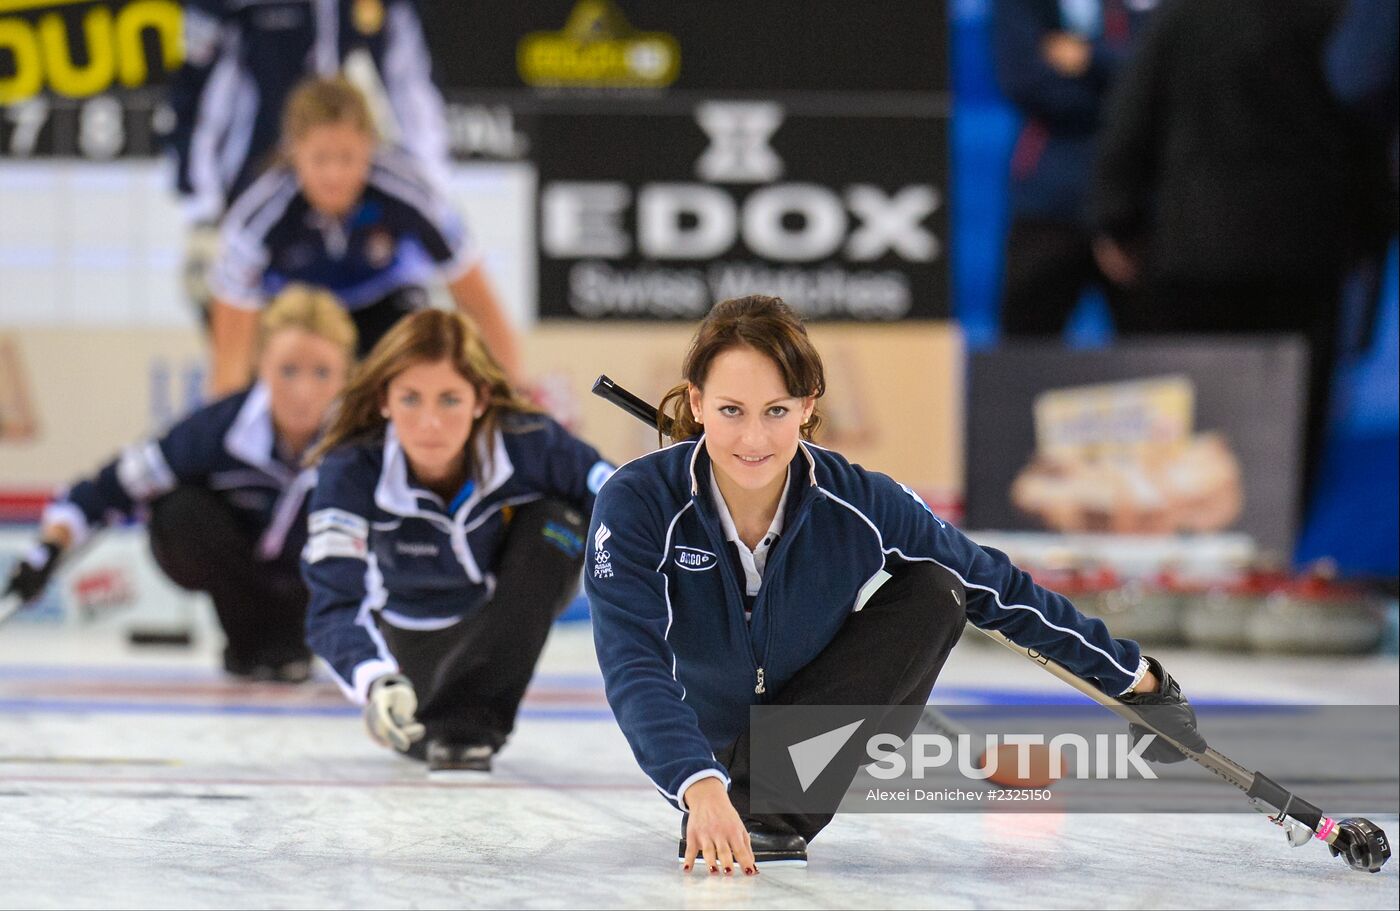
[593,524,613,579]
[673,546,716,572]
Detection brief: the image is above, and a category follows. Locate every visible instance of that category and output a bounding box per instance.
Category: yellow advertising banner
[0,0,182,103]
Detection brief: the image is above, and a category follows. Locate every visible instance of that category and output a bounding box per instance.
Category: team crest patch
[353,0,385,34]
[593,524,613,578]
[672,546,716,572]
[364,228,396,268]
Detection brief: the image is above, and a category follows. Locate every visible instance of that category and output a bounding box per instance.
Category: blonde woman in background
[4,286,356,683]
[206,76,521,395]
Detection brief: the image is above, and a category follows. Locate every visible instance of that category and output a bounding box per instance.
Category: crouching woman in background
[4,286,357,682]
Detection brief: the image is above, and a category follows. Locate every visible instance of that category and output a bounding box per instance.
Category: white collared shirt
[708,469,789,599]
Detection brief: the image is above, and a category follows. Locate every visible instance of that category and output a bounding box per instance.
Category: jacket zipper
[695,456,820,704]
[694,499,766,699]
[726,552,766,699]
[750,495,817,699]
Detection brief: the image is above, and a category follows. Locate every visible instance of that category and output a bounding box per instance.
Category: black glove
[1118,656,1206,763]
[4,541,61,604]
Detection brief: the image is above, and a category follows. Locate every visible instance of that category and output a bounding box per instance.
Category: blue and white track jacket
[585,437,1144,810]
[303,413,613,703]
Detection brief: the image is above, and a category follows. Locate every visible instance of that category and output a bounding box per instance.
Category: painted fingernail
[682,863,691,872]
[724,866,733,875]
[746,866,757,876]
[709,865,718,875]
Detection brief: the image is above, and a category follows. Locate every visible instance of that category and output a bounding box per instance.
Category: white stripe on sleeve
[115,441,178,502]
[382,1,452,194]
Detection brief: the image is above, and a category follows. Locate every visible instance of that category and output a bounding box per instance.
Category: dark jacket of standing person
[1324,0,1399,207]
[993,0,1153,225]
[1092,0,1391,285]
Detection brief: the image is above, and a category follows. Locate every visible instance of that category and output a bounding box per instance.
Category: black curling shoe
[678,824,809,868]
[223,650,312,684]
[426,740,494,775]
[266,657,311,684]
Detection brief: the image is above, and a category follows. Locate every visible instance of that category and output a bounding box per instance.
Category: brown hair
[659,295,825,442]
[282,75,376,146]
[307,309,536,471]
[257,284,358,359]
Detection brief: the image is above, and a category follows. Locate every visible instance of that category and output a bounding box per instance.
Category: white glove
[365,673,426,751]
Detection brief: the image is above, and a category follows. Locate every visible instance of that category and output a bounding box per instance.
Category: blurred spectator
[1324,0,1399,354]
[165,0,453,324]
[1323,0,1399,176]
[991,0,1157,337]
[1091,0,1393,505]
